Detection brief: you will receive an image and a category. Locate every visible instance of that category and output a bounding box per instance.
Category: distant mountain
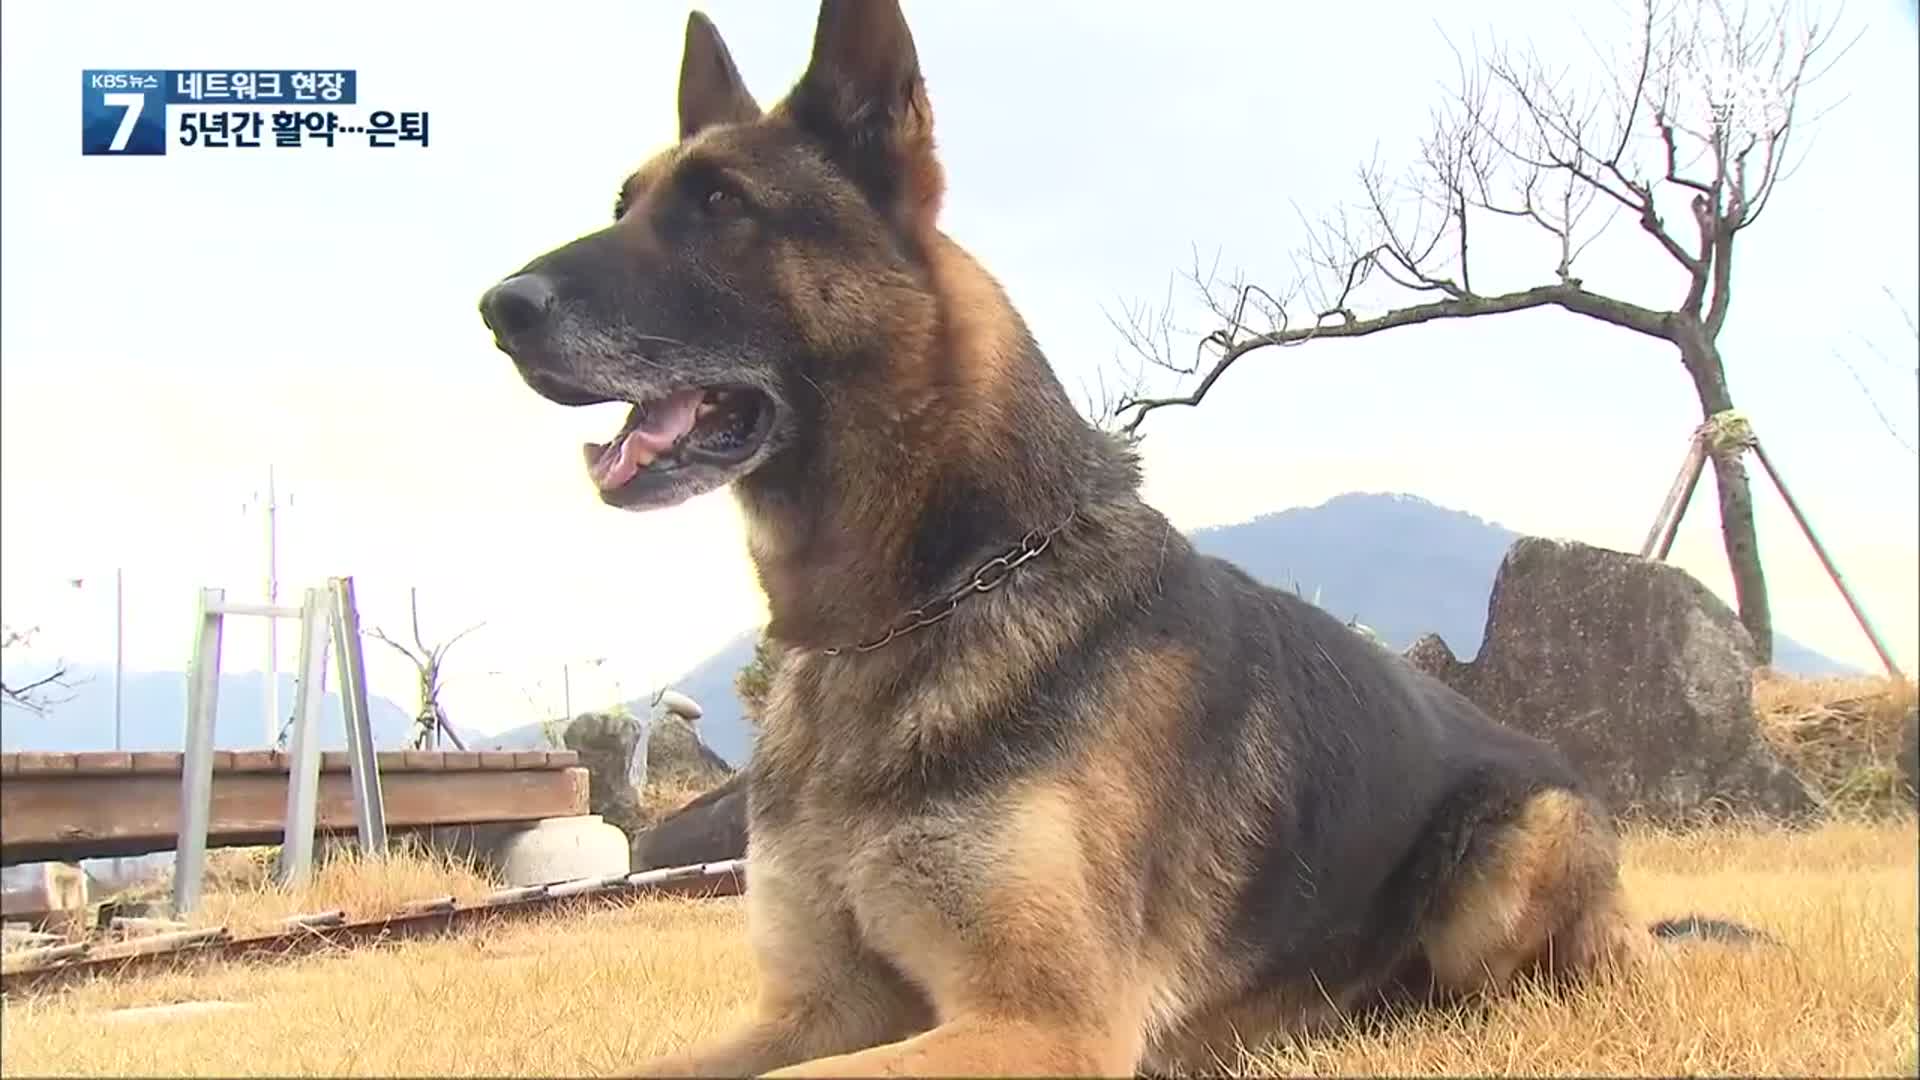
[651,633,758,763]
[0,667,430,753]
[1189,492,1855,675]
[6,494,1852,766]
[475,631,759,764]
[661,493,1856,765]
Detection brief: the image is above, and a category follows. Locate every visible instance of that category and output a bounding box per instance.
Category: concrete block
[432,815,630,887]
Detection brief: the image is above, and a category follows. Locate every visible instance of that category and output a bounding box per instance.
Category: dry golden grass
[1754,670,1917,814]
[3,816,1913,1078]
[1247,813,1919,1077]
[96,841,501,938]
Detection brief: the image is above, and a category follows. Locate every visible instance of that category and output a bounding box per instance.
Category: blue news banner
[81,69,428,155]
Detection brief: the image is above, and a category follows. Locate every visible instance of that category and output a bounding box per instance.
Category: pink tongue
[588,390,706,491]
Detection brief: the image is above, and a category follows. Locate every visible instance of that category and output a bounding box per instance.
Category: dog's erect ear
[679,12,761,140]
[788,0,944,230]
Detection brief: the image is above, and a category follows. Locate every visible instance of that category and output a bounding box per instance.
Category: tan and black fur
[478,4,1744,1076]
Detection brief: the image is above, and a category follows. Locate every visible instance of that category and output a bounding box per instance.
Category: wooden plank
[229,750,284,773]
[476,752,517,770]
[0,766,590,864]
[376,751,410,772]
[210,751,236,771]
[72,753,133,775]
[13,754,76,776]
[319,752,351,772]
[513,752,547,769]
[402,751,444,772]
[131,752,180,775]
[440,751,479,772]
[0,755,16,777]
[548,751,579,768]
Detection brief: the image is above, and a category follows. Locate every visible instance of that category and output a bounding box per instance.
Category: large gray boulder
[562,711,649,841]
[646,714,733,788]
[1404,536,1814,824]
[631,773,747,871]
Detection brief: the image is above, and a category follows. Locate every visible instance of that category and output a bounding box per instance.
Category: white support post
[274,588,333,887]
[329,576,387,852]
[173,588,226,917]
[174,578,389,912]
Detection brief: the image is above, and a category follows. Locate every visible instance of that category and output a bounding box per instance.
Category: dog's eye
[702,186,739,215]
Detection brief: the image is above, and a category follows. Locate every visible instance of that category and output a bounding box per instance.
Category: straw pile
[1753,671,1918,815]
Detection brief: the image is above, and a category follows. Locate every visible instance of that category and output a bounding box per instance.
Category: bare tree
[0,625,76,715]
[1111,0,1853,665]
[367,588,482,750]
[1831,285,1919,457]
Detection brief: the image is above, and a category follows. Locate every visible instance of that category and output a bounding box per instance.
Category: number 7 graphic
[103,92,145,152]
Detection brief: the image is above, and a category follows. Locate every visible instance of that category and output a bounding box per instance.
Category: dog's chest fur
[744,645,1060,988]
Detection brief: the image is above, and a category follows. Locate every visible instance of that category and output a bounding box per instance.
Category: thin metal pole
[112,568,126,883]
[276,589,331,887]
[265,466,279,747]
[329,577,387,852]
[174,587,226,916]
[563,664,572,723]
[113,567,124,752]
[1749,441,1906,679]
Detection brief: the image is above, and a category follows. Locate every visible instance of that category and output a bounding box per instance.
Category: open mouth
[583,386,775,494]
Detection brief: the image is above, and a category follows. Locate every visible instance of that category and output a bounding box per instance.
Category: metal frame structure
[175,576,387,915]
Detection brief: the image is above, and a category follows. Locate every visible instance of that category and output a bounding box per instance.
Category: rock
[562,711,649,840]
[1403,634,1462,681]
[632,774,747,871]
[485,814,630,885]
[424,813,630,885]
[1404,536,1815,824]
[646,713,733,788]
[557,708,737,871]
[0,862,89,931]
[1898,706,1919,806]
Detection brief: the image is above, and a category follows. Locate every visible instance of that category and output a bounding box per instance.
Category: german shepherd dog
[479,3,1737,1075]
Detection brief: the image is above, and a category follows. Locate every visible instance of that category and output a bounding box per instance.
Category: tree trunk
[1678,328,1774,666]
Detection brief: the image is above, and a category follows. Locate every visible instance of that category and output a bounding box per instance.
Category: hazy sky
[3,0,1915,738]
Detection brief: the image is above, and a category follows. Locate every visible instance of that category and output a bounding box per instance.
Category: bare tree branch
[1117,282,1669,433]
[369,589,482,750]
[1884,284,1919,345]
[365,625,426,666]
[1829,286,1920,457]
[1109,0,1850,667]
[2,667,72,714]
[0,626,77,715]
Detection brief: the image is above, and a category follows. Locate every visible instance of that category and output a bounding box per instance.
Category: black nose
[479,274,556,342]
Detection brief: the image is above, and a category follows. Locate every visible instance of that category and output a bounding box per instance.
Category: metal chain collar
[821,513,1076,657]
